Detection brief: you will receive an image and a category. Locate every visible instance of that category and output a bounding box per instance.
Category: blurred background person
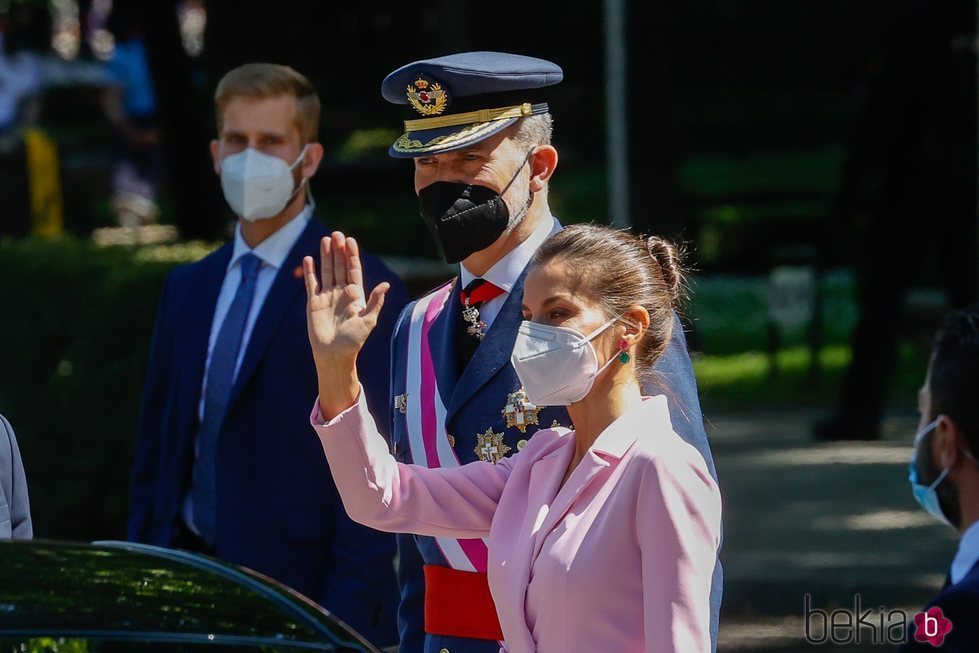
[0,2,47,137]
[100,0,162,228]
[0,414,31,539]
[902,305,979,650]
[127,63,407,647]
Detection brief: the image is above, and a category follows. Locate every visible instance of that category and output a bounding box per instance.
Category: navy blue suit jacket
[390,270,722,653]
[128,216,408,645]
[900,560,979,652]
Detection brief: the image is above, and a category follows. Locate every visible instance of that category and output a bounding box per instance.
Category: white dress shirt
[197,205,313,418]
[183,206,312,533]
[459,214,562,328]
[951,520,979,584]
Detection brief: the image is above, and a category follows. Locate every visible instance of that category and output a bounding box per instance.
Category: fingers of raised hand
[319,236,334,288]
[302,256,319,298]
[363,281,390,327]
[331,231,347,288]
[346,236,364,289]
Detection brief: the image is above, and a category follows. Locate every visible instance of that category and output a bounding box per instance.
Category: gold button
[517,439,528,451]
[440,649,450,653]
[447,435,456,447]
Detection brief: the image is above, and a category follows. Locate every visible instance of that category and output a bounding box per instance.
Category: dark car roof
[0,540,377,652]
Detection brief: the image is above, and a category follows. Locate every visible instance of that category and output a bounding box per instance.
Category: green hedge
[0,238,210,541]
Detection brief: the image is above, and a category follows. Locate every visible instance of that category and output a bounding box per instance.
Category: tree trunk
[140,0,225,240]
[625,0,689,240]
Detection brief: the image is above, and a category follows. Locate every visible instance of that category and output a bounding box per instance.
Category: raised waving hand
[304,231,390,419]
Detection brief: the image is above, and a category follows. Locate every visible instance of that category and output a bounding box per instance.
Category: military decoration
[407,77,449,116]
[394,393,408,414]
[474,428,510,464]
[502,388,540,434]
[462,299,488,341]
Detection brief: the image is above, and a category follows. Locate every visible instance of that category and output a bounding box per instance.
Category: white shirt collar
[460,214,562,292]
[230,204,313,271]
[951,520,979,584]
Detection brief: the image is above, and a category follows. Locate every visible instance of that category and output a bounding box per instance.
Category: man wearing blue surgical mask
[128,63,407,647]
[901,305,979,652]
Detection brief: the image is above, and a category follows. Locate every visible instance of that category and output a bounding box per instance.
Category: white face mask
[220,145,308,221]
[510,315,622,406]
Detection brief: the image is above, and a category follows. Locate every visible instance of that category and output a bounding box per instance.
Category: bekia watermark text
[804,594,952,646]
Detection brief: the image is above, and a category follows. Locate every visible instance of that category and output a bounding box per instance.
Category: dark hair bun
[645,236,684,301]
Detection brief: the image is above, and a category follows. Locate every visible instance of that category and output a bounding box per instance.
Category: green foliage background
[0,238,211,540]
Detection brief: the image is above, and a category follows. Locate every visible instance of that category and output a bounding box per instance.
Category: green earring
[618,338,630,364]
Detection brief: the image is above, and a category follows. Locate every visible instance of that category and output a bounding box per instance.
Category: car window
[0,547,324,641]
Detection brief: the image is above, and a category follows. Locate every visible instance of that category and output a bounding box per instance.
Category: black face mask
[417,152,533,264]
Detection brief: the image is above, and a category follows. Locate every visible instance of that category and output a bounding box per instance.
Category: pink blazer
[312,391,721,653]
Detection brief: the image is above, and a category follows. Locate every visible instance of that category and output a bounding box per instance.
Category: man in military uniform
[381,52,722,653]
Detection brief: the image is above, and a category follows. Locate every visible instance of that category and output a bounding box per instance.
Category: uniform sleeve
[395,532,428,653]
[637,450,721,653]
[312,389,512,539]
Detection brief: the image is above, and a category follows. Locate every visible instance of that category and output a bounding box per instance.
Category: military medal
[462,298,488,340]
[459,281,505,342]
[502,388,540,434]
[474,428,510,463]
[394,393,408,414]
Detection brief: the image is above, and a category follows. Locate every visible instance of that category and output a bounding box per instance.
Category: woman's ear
[620,306,650,347]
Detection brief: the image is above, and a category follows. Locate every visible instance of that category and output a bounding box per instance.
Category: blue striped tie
[192,252,262,546]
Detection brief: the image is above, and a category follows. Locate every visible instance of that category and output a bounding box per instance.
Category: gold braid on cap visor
[395,102,548,154]
[403,103,536,132]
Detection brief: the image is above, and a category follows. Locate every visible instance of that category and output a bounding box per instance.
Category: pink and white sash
[404,281,490,572]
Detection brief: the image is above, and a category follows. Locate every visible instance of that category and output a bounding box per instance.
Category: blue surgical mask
[909,419,952,526]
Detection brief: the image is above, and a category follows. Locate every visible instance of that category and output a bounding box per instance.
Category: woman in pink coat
[303,224,722,653]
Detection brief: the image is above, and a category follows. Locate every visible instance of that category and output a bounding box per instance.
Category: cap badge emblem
[407,76,449,116]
